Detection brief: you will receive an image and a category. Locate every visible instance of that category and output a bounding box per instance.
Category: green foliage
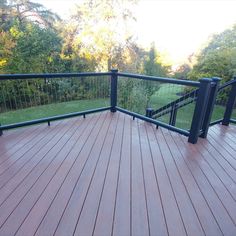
[0,0,172,118]
[188,24,236,82]
[5,22,63,73]
[174,63,191,80]
[141,43,170,107]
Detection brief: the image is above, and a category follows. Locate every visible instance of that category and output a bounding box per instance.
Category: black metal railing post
[222,77,236,126]
[169,104,178,126]
[110,69,118,112]
[188,78,212,144]
[200,77,221,138]
[146,108,154,118]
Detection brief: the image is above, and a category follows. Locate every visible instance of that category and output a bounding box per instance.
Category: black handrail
[117,72,200,87]
[0,72,112,80]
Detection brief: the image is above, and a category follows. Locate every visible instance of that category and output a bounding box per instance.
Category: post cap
[199,78,212,83]
[211,77,221,82]
[110,69,118,73]
[146,108,154,111]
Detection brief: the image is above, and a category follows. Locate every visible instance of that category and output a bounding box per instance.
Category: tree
[174,63,191,80]
[3,22,63,73]
[143,42,169,76]
[68,0,138,71]
[188,24,236,83]
[8,0,60,28]
[142,42,170,107]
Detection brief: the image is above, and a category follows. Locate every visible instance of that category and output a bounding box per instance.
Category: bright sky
[36,0,236,66]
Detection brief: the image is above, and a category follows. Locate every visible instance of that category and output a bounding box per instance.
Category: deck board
[0,111,236,236]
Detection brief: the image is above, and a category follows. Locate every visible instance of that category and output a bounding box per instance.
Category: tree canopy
[0,0,170,75]
[188,24,236,83]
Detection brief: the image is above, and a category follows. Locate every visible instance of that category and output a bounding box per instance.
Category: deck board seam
[0,120,72,192]
[110,114,125,236]
[0,116,81,231]
[15,115,95,236]
[178,133,236,231]
[138,120,151,236]
[0,123,53,166]
[209,128,236,152]
[153,127,188,236]
[0,120,66,191]
[194,139,236,200]
[210,126,236,148]
[91,112,120,235]
[198,139,236,185]
[202,134,236,172]
[170,132,224,235]
[42,113,107,236]
[207,132,236,161]
[129,116,132,236]
[72,112,115,235]
[51,112,107,235]
[32,114,100,236]
[145,123,169,236]
[49,112,108,235]
[162,128,206,236]
[0,124,42,157]
[212,125,236,143]
[0,119,65,173]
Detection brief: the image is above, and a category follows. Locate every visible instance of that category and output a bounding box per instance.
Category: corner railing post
[200,77,221,138]
[222,77,236,126]
[110,69,118,112]
[188,78,212,144]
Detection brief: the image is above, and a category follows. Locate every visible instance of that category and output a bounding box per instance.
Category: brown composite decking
[0,111,236,236]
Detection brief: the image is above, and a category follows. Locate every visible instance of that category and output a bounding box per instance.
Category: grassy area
[0,98,109,125]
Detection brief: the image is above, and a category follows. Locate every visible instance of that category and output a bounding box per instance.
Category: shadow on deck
[0,111,236,236]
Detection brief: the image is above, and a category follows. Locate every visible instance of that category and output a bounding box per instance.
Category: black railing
[0,72,112,134]
[212,77,236,126]
[151,89,198,121]
[0,70,235,144]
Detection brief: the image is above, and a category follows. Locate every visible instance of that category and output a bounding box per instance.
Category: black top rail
[0,72,112,80]
[117,72,200,87]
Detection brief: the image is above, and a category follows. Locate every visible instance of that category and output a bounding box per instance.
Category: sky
[36,0,236,66]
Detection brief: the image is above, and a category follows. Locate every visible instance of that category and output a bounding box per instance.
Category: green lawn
[0,98,109,125]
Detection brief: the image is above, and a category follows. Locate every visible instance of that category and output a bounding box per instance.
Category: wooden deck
[0,111,236,236]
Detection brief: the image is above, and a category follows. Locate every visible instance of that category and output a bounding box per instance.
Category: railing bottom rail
[230,119,236,125]
[116,107,190,136]
[0,106,111,134]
